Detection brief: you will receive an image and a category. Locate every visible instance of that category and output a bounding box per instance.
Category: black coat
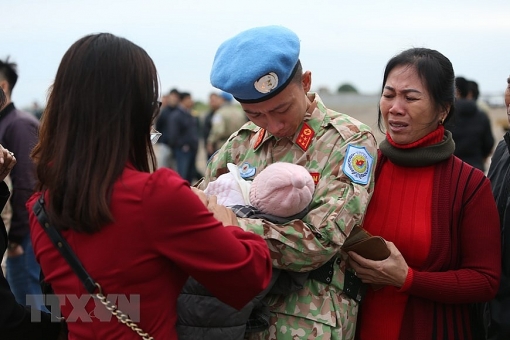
[445,98,494,172]
[165,106,199,151]
[484,132,510,339]
[176,208,311,340]
[0,181,61,339]
[176,276,260,340]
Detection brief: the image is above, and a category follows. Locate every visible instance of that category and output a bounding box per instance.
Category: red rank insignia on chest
[296,123,314,151]
[309,172,320,185]
[254,128,266,149]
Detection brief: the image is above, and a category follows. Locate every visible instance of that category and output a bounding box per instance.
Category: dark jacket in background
[165,106,199,152]
[0,181,61,339]
[484,132,510,339]
[203,109,215,145]
[155,105,176,146]
[445,98,494,172]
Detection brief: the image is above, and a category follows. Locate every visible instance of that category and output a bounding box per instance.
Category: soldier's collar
[253,121,318,152]
[253,96,321,151]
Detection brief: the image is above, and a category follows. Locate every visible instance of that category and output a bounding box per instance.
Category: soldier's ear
[302,71,312,93]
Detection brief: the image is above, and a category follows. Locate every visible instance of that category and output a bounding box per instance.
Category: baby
[204,162,315,219]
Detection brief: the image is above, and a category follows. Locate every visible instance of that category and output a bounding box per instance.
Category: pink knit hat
[249,162,315,217]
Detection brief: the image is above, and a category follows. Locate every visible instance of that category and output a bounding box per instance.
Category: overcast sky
[3,0,510,109]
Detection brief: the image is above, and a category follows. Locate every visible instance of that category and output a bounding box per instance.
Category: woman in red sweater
[26,33,272,340]
[348,48,501,340]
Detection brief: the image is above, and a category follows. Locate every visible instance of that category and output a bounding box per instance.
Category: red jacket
[28,165,272,340]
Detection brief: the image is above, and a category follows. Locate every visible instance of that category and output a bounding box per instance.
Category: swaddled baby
[204,162,315,218]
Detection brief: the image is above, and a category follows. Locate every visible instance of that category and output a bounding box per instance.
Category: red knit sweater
[356,127,501,340]
[359,128,442,339]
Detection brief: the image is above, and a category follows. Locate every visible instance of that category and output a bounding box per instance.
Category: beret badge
[254,72,279,94]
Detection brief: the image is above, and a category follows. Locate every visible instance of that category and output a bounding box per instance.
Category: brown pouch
[341,226,391,291]
[341,226,390,261]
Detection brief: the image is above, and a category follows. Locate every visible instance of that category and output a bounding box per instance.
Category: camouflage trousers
[245,312,357,340]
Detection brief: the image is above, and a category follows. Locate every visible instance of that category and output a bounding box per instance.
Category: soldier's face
[380,65,447,145]
[241,72,311,138]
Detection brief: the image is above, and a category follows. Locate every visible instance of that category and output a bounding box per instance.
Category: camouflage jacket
[207,103,247,147]
[201,93,377,336]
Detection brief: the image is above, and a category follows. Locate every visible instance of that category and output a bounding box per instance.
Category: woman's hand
[190,186,208,206]
[207,195,239,227]
[347,241,409,288]
[0,144,16,182]
[190,187,239,226]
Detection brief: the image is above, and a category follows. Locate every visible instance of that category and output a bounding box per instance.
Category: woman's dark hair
[377,47,456,132]
[32,33,159,233]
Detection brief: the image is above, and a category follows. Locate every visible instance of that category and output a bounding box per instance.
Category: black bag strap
[32,195,98,294]
[32,195,154,340]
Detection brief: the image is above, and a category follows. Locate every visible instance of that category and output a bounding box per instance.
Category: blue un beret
[210,25,300,103]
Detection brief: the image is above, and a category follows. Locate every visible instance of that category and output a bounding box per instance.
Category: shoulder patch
[342,145,373,185]
[239,162,257,179]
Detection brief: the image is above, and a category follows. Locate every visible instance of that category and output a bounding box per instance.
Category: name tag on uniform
[342,145,373,185]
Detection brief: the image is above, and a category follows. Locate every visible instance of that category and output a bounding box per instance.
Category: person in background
[154,88,180,169]
[31,101,44,120]
[190,25,377,339]
[0,87,61,340]
[27,32,272,340]
[482,75,510,340]
[165,91,200,183]
[156,88,180,145]
[445,76,494,172]
[348,48,501,340]
[203,92,223,160]
[467,79,492,116]
[206,91,248,159]
[0,57,46,311]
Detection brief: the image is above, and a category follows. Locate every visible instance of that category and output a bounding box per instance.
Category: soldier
[197,25,377,339]
[206,91,248,158]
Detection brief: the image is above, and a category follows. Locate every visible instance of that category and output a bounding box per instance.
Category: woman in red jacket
[27,33,272,340]
[348,48,501,340]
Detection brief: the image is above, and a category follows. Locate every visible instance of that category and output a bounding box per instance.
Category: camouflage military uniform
[202,93,377,339]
